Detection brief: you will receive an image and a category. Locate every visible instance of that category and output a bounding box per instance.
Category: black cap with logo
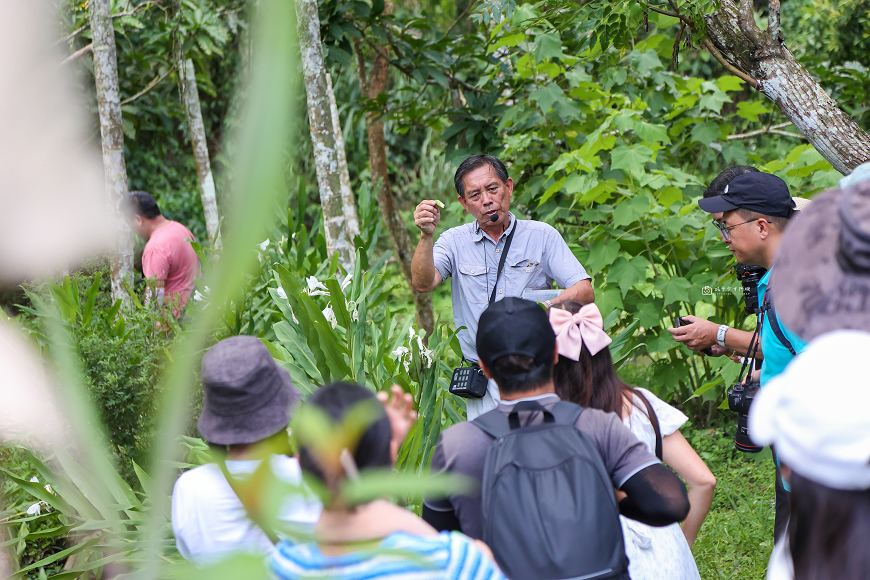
[698,172,796,217]
[477,298,556,368]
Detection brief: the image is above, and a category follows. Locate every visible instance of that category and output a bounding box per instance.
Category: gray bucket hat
[771,180,870,341]
[198,335,301,446]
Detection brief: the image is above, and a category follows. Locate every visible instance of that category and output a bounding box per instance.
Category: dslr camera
[726,263,767,453]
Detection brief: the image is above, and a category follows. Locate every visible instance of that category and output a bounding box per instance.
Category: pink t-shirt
[143,221,199,312]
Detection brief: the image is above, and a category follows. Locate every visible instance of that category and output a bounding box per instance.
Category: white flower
[193,290,206,302]
[26,502,41,516]
[408,326,418,341]
[306,276,329,296]
[392,346,410,358]
[276,287,287,300]
[44,484,52,494]
[290,307,299,325]
[258,239,270,251]
[323,305,338,329]
[351,308,359,322]
[340,273,353,291]
[29,477,38,483]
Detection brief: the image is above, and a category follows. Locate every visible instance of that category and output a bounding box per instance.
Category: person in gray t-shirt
[422,298,690,542]
[411,154,594,419]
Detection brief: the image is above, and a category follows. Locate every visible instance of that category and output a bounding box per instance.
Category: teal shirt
[758,269,807,493]
[758,268,807,387]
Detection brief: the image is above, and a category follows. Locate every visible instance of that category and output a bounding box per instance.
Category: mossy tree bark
[296,0,359,272]
[698,0,870,174]
[89,0,133,302]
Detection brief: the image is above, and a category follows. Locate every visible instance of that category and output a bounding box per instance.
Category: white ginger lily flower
[258,239,270,251]
[276,287,287,300]
[26,502,42,516]
[306,276,329,296]
[340,273,353,291]
[323,305,338,329]
[391,346,411,372]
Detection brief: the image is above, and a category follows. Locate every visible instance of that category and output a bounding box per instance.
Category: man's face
[457,165,513,229]
[124,215,147,240]
[715,209,762,264]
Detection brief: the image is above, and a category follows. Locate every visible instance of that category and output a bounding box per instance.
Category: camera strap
[761,290,796,356]
[489,223,517,305]
[739,314,763,384]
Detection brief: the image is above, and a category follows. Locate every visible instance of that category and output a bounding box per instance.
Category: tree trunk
[90,0,133,302]
[327,73,361,244]
[173,56,221,246]
[295,0,359,272]
[353,40,435,336]
[703,0,870,174]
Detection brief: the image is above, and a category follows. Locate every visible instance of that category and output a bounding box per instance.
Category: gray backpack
[472,400,630,580]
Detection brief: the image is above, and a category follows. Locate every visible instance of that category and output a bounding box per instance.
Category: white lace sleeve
[635,388,688,436]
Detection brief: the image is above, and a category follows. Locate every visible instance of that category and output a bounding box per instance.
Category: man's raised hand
[414,200,441,236]
[377,385,417,463]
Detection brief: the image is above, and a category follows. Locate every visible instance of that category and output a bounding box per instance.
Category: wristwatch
[544,300,554,308]
[717,324,729,347]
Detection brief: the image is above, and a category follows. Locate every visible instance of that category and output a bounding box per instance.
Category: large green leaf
[656,276,692,306]
[610,145,654,177]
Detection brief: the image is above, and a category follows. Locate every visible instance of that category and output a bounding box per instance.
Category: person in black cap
[171,335,322,566]
[670,171,808,542]
[422,298,689,572]
[669,172,807,379]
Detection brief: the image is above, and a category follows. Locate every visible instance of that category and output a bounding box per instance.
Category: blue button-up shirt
[433,213,591,360]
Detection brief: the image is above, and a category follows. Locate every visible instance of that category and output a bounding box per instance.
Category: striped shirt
[269,531,506,580]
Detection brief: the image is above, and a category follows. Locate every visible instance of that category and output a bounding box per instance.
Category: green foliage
[18,266,176,485]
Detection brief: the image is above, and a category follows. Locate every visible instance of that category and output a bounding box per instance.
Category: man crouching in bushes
[423,298,690,580]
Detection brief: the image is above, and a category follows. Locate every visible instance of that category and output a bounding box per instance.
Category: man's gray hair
[454,154,510,198]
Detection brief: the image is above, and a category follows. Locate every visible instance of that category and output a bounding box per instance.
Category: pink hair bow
[549,304,612,360]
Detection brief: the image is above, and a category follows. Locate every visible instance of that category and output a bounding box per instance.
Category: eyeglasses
[714,218,769,241]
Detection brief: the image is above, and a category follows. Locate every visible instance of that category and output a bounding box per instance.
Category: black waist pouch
[449,363,488,399]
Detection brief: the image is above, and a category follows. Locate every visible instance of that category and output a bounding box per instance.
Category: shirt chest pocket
[508,256,546,294]
[457,263,489,305]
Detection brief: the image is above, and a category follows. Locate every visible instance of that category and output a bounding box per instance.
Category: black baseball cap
[477,298,556,367]
[698,172,796,217]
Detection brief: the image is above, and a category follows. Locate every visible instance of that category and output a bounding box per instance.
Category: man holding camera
[668,171,806,540]
[411,154,594,419]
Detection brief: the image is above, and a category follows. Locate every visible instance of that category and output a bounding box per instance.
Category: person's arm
[618,464,690,526]
[667,315,763,359]
[661,430,716,546]
[411,200,444,293]
[543,226,593,304]
[553,279,594,305]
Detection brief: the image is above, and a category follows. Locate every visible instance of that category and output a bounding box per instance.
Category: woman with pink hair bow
[549,301,715,580]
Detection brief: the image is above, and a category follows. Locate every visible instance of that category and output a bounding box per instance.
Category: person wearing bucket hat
[171,335,321,566]
[748,330,870,580]
[771,178,870,341]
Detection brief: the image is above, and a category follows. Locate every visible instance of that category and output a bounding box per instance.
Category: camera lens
[734,413,763,453]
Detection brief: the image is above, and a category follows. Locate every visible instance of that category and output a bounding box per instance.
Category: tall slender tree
[296,0,360,272]
[171,2,221,246]
[89,0,133,302]
[353,36,435,335]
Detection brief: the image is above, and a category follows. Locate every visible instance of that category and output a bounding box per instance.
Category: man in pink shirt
[121,191,200,316]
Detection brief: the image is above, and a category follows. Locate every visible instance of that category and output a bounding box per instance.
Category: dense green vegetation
[2,0,869,578]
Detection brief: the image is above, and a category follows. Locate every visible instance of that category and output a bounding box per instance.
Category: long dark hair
[788,471,870,580]
[551,301,661,436]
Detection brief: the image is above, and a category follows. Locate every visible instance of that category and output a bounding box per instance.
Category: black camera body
[733,263,767,315]
[727,381,763,453]
[728,262,767,453]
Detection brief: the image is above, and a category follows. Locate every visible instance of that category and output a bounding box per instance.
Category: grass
[686,425,775,579]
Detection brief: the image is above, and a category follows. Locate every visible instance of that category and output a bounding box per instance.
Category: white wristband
[717,324,729,347]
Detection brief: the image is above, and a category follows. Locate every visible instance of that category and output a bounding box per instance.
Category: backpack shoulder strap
[763,291,796,356]
[472,409,512,440]
[549,401,585,426]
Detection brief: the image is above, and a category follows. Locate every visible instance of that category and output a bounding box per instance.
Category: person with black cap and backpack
[422,298,690,580]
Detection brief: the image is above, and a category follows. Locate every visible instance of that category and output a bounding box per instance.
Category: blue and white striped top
[269,531,506,580]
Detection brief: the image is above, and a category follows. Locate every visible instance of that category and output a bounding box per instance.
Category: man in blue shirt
[671,171,805,541]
